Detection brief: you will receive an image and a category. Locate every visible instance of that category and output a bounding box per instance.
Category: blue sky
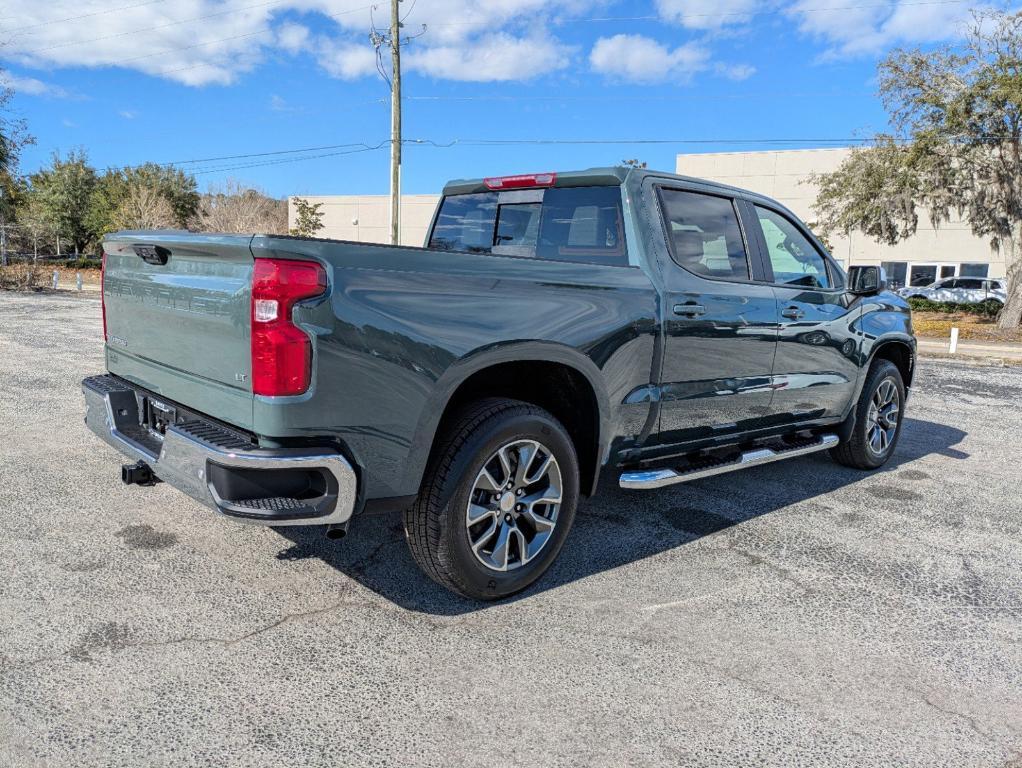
[1,0,1013,197]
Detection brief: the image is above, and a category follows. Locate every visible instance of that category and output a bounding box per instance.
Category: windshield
[429,185,628,266]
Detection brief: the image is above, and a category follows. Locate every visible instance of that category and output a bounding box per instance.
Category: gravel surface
[1,292,1020,767]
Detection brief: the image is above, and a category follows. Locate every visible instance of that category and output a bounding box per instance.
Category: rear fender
[404,341,613,497]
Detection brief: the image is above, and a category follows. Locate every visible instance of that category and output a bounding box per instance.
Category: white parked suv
[898,277,1006,305]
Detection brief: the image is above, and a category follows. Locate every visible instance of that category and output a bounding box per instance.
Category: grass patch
[913,311,1022,343]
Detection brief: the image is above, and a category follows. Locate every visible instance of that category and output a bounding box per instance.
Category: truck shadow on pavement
[273,417,968,615]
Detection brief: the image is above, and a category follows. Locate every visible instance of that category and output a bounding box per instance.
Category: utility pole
[388,0,402,246]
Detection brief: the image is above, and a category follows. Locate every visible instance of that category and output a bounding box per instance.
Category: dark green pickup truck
[83,167,915,599]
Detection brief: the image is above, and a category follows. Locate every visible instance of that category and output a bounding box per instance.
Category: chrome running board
[619,433,840,490]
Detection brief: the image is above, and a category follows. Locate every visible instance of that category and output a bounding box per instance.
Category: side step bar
[619,433,840,490]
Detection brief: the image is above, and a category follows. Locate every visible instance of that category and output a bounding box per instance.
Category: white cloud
[408,33,571,82]
[316,42,379,80]
[716,63,755,81]
[0,73,71,98]
[2,0,979,90]
[0,0,285,86]
[277,22,311,55]
[0,0,589,86]
[590,34,709,84]
[655,0,760,30]
[788,0,988,58]
[118,109,137,119]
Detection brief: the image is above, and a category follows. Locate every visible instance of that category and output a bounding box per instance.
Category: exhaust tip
[324,524,347,540]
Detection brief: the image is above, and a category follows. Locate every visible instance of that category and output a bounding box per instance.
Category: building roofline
[675,146,855,158]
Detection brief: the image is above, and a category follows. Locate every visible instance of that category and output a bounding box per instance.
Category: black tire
[403,398,580,600]
[831,359,906,469]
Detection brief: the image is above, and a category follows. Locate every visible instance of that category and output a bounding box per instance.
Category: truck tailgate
[102,232,255,430]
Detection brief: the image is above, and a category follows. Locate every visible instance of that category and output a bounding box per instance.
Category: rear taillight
[100,249,108,341]
[250,258,327,397]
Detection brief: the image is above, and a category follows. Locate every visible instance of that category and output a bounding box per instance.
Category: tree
[28,149,101,254]
[812,10,1022,328]
[289,197,325,238]
[107,163,199,227]
[0,75,33,185]
[621,158,647,168]
[112,181,177,230]
[88,163,199,237]
[1,71,35,266]
[14,192,52,258]
[195,179,287,234]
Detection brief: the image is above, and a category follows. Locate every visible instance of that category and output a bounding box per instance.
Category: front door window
[753,206,831,289]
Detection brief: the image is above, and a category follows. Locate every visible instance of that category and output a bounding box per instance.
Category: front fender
[847,290,916,409]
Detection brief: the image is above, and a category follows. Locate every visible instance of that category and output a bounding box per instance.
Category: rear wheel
[404,398,579,600]
[831,359,905,469]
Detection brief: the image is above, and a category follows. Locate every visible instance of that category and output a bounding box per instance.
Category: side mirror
[848,265,887,295]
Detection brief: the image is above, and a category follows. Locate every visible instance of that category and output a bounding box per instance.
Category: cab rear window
[428,186,628,266]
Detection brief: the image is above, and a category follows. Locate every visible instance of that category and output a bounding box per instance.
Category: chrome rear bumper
[82,374,357,527]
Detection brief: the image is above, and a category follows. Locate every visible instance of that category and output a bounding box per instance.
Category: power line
[185,141,391,175]
[106,131,1015,176]
[125,141,387,169]
[432,138,876,146]
[19,0,289,54]
[416,0,972,27]
[10,0,974,59]
[2,0,168,34]
[104,135,887,175]
[12,3,375,61]
[403,91,855,103]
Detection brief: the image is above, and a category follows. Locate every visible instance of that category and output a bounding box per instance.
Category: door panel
[744,202,861,421]
[772,287,861,420]
[654,188,778,443]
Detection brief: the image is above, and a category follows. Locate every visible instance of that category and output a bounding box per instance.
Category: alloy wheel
[465,439,562,572]
[866,377,900,456]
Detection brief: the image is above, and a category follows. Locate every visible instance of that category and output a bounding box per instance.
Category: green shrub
[907,297,1002,318]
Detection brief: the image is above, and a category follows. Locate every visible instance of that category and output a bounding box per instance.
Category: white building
[288,194,439,247]
[290,148,1003,288]
[675,148,1004,287]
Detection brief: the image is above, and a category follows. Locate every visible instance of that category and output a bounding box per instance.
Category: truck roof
[442,166,755,200]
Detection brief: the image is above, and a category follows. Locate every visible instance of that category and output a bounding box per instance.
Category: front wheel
[831,359,906,469]
[404,398,579,600]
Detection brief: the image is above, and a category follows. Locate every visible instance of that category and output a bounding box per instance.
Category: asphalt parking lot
[1,291,1020,767]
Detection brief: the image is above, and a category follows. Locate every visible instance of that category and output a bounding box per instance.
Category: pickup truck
[83,167,915,600]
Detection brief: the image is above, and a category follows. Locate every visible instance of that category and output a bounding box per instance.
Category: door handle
[673,303,706,317]
[781,306,805,320]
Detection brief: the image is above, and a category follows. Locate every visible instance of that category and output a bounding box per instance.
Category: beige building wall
[288,194,440,247]
[676,148,1005,284]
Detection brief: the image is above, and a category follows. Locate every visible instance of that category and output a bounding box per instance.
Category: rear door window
[429,186,628,266]
[657,188,750,280]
